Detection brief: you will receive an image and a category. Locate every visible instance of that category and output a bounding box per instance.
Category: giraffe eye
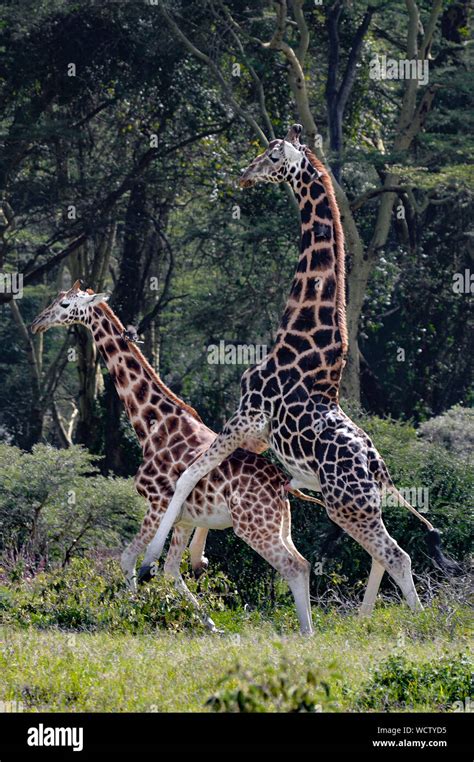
[60,301,70,308]
[269,152,280,163]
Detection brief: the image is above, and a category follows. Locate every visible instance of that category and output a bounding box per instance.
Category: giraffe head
[30,280,108,334]
[239,124,309,188]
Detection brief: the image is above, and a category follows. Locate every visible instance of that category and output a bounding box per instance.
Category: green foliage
[0,414,471,610]
[206,658,338,713]
[0,443,144,567]
[0,600,470,711]
[354,653,473,711]
[419,405,474,460]
[0,556,233,634]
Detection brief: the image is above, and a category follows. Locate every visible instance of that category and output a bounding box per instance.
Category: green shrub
[206,658,339,712]
[354,653,473,711]
[419,405,474,461]
[0,556,235,634]
[0,443,144,569]
[0,415,471,611]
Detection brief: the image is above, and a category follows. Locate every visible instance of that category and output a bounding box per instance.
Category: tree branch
[337,5,375,114]
[291,0,310,66]
[350,185,414,211]
[9,299,40,384]
[0,123,233,305]
[215,0,275,139]
[159,2,268,144]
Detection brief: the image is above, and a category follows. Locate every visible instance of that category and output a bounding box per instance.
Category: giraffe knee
[383,544,412,579]
[282,556,311,582]
[163,557,180,577]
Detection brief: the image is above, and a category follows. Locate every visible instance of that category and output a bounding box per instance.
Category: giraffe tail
[287,486,325,508]
[384,485,463,576]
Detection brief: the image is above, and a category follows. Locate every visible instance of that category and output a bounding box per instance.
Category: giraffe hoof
[126,575,137,593]
[192,557,209,578]
[137,564,153,584]
[206,622,225,635]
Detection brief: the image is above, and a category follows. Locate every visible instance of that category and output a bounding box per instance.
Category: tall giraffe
[31,281,327,634]
[140,125,456,613]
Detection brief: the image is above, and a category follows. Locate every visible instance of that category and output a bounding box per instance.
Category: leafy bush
[354,653,473,711]
[0,556,234,634]
[0,443,144,570]
[419,405,474,461]
[206,658,339,712]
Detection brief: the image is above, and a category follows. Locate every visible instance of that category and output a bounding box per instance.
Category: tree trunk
[103,181,149,474]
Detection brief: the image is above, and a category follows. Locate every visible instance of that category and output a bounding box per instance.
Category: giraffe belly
[181,496,233,530]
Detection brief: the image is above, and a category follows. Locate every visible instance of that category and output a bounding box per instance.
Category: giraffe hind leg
[234,499,313,635]
[189,527,209,577]
[279,499,312,631]
[321,471,422,613]
[359,558,385,616]
[331,510,422,612]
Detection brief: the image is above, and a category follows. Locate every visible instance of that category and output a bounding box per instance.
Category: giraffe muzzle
[239,167,257,188]
[239,176,255,189]
[30,318,47,334]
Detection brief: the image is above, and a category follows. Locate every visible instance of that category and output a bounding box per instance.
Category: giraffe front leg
[121,499,165,591]
[163,525,219,633]
[121,544,140,592]
[139,414,260,578]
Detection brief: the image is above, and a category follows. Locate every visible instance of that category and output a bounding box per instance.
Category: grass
[0,602,471,713]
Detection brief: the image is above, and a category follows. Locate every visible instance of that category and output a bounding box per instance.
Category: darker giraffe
[140,125,455,614]
[31,281,329,634]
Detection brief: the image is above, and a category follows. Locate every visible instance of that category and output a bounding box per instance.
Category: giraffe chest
[269,402,320,482]
[269,399,343,489]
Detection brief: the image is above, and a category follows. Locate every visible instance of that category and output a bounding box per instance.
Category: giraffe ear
[70,279,82,293]
[284,124,303,146]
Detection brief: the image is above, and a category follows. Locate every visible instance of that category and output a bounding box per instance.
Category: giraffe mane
[97,301,204,423]
[303,148,349,357]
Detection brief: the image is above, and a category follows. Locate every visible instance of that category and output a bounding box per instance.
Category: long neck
[83,304,211,455]
[273,150,348,400]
